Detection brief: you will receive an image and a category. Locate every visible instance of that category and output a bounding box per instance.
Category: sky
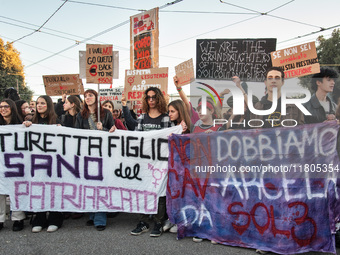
[0,0,339,101]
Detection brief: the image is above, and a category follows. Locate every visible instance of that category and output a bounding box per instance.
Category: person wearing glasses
[113,87,173,237]
[15,100,33,121]
[0,99,26,232]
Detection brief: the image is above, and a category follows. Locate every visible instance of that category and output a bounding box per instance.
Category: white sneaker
[211,240,217,244]
[256,249,268,254]
[163,220,174,232]
[193,236,203,243]
[169,224,178,233]
[32,226,42,233]
[47,225,58,232]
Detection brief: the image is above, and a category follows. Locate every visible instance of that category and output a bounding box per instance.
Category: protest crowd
[0,65,340,255]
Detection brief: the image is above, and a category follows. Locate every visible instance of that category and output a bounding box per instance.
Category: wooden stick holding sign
[98,84,100,123]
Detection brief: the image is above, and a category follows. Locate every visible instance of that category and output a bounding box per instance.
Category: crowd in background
[1,66,340,252]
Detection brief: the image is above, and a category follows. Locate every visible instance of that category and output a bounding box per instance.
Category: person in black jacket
[74,89,114,231]
[303,67,339,124]
[75,89,114,131]
[23,95,63,233]
[60,95,82,128]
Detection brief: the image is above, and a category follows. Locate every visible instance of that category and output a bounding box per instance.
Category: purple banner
[167,122,340,254]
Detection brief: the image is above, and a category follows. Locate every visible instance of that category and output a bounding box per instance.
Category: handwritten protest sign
[130,8,159,70]
[99,88,123,108]
[175,58,195,86]
[167,121,340,254]
[0,124,182,213]
[196,38,276,82]
[80,50,119,80]
[43,74,84,96]
[124,68,168,101]
[271,42,320,78]
[86,44,113,84]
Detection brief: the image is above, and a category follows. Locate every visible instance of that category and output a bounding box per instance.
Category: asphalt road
[0,213,338,255]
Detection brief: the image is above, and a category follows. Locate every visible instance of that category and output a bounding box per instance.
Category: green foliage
[0,38,33,102]
[299,29,340,103]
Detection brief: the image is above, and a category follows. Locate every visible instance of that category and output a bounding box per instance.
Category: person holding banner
[168,99,190,134]
[0,98,26,231]
[101,100,127,130]
[23,95,64,233]
[15,100,33,122]
[163,99,191,234]
[58,95,84,220]
[29,95,61,125]
[75,89,114,231]
[115,87,172,237]
[75,90,114,132]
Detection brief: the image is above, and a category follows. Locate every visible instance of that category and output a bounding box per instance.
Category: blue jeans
[89,212,107,226]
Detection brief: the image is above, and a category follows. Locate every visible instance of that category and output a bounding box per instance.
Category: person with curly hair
[114,87,173,237]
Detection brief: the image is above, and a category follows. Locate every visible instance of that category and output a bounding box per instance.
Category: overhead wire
[162,15,261,48]
[0,34,77,61]
[161,0,296,48]
[0,20,81,43]
[9,0,69,44]
[64,0,146,12]
[25,0,183,69]
[278,24,340,44]
[65,0,255,15]
[0,17,129,51]
[219,0,322,29]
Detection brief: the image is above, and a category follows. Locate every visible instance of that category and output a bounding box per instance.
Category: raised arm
[121,95,138,130]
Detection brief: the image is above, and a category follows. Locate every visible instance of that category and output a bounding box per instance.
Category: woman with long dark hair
[168,99,191,134]
[30,95,59,125]
[0,98,22,124]
[60,95,82,127]
[0,98,26,231]
[75,89,114,131]
[75,89,114,231]
[23,95,63,233]
[15,100,33,122]
[102,100,127,130]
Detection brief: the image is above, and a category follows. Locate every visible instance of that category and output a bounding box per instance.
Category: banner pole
[97,83,101,123]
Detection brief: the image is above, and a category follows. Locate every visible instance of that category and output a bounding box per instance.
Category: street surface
[0,213,338,255]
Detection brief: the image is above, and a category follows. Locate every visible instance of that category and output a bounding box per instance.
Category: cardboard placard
[99,87,123,108]
[43,74,84,96]
[196,38,276,82]
[130,8,159,70]
[124,68,168,101]
[271,42,320,78]
[86,44,113,84]
[80,50,119,80]
[175,58,195,86]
